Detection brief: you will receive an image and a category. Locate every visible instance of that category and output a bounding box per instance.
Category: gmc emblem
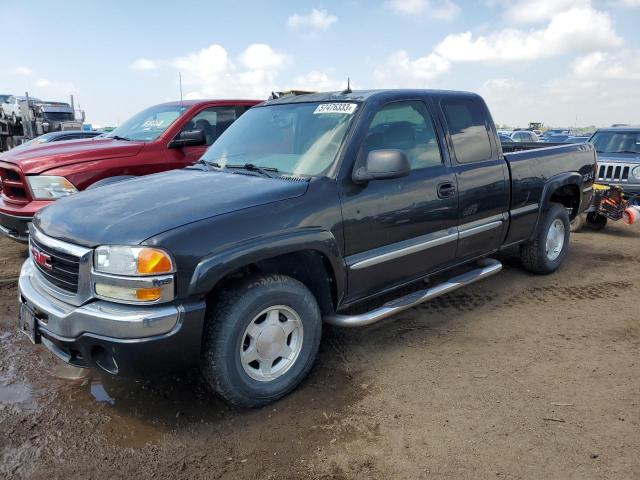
[31,246,52,270]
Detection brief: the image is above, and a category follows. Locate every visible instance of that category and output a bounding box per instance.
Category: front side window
[442,98,493,163]
[362,101,442,170]
[105,104,187,142]
[590,131,640,154]
[180,106,240,146]
[201,102,357,176]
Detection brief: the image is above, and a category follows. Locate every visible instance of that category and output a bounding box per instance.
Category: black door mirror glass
[170,129,206,148]
[353,149,411,183]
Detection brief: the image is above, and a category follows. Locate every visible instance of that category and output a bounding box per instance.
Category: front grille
[30,236,80,294]
[597,163,633,183]
[0,163,29,203]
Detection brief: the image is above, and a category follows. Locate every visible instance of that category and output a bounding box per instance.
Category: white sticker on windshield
[313,103,357,115]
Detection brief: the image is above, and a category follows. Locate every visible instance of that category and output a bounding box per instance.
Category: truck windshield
[200,102,358,177]
[43,112,74,121]
[105,104,186,142]
[590,131,640,154]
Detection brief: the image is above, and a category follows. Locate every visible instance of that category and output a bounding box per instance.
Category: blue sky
[1,0,639,128]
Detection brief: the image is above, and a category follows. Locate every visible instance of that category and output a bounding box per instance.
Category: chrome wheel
[240,305,304,382]
[545,218,565,261]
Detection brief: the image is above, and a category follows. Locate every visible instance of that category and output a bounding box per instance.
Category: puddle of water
[0,382,31,405]
[90,380,115,405]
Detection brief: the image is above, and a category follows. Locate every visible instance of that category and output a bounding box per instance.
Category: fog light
[95,283,162,302]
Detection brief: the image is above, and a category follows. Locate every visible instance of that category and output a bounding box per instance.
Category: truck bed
[503,142,597,245]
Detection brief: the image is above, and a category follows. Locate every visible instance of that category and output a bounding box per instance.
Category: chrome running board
[324,258,502,328]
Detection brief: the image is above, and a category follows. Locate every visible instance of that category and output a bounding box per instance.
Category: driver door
[339,99,459,303]
[167,106,244,165]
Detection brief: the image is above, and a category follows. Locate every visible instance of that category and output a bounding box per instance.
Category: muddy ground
[1,223,639,479]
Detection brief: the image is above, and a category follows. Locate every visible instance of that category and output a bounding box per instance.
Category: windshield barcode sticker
[314,103,357,115]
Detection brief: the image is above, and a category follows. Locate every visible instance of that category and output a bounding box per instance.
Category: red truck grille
[0,162,30,204]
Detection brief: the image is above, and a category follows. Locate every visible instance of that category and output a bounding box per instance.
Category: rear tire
[520,203,570,275]
[201,274,322,408]
[585,212,608,230]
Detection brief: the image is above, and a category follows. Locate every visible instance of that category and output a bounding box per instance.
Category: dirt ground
[1,222,639,480]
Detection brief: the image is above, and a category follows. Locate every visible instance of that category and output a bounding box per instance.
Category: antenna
[341,77,352,95]
[179,72,184,108]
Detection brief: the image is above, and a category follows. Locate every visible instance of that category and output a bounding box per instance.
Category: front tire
[201,274,322,408]
[520,203,570,274]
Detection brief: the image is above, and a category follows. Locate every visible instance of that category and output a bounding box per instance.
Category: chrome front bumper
[19,259,181,339]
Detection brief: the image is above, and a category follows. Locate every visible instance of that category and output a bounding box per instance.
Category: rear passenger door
[339,99,459,302]
[438,96,509,262]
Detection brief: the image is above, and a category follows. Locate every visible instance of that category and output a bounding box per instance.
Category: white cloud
[292,71,347,91]
[385,0,460,20]
[12,66,32,76]
[374,50,450,87]
[431,0,461,20]
[130,58,158,71]
[617,0,640,6]
[35,79,52,87]
[499,0,589,24]
[166,43,290,100]
[172,44,234,83]
[571,50,640,80]
[239,44,288,70]
[435,7,622,62]
[287,8,337,31]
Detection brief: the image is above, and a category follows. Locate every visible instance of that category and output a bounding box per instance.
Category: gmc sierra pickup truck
[17,90,597,408]
[0,99,260,242]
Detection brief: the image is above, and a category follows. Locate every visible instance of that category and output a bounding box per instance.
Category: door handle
[437,183,456,198]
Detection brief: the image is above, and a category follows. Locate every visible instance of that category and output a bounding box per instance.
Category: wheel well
[549,184,580,219]
[208,250,337,315]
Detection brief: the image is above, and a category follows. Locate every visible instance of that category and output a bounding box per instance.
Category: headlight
[27,176,77,199]
[632,166,640,180]
[93,246,175,303]
[94,246,174,276]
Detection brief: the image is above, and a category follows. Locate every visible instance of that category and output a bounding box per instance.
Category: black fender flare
[187,228,346,304]
[86,175,137,190]
[530,171,583,240]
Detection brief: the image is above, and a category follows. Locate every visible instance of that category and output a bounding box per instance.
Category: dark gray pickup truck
[17,89,597,407]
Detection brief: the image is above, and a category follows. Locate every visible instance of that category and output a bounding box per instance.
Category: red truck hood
[0,138,146,174]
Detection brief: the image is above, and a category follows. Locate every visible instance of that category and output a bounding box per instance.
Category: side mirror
[169,129,206,148]
[353,149,411,183]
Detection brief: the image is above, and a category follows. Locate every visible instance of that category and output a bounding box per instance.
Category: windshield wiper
[599,150,640,154]
[193,159,221,171]
[226,163,278,178]
[110,135,131,141]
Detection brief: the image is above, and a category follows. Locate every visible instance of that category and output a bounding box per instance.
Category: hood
[597,152,640,163]
[0,138,145,174]
[34,169,309,246]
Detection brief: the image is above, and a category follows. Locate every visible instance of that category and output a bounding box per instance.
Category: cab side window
[362,101,442,171]
[442,98,493,163]
[181,107,241,146]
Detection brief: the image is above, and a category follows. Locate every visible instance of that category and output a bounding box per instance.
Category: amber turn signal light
[137,248,173,275]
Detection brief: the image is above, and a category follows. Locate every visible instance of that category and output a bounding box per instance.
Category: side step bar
[324,258,502,328]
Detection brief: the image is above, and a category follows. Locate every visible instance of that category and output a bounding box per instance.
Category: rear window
[442,99,492,163]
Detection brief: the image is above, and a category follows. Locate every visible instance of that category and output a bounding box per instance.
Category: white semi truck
[0,92,84,151]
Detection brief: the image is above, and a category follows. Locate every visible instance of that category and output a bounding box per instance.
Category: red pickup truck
[0,99,261,242]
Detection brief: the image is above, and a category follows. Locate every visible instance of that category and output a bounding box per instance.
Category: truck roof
[154,99,263,108]
[596,126,640,132]
[261,89,480,106]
